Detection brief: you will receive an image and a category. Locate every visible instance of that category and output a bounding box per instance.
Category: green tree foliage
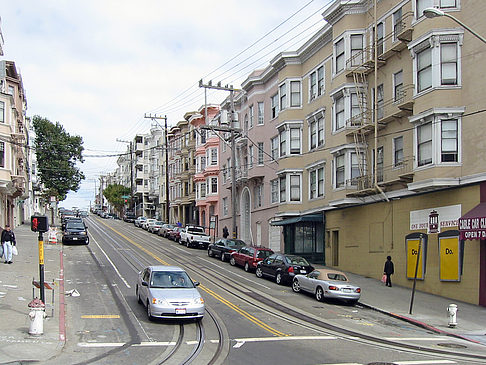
[103,184,131,213]
[32,115,85,201]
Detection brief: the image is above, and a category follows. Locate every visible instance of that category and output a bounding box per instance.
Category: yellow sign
[38,239,44,265]
[406,238,424,279]
[439,236,460,281]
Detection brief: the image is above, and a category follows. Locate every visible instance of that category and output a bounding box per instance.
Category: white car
[136,266,205,321]
[142,219,156,230]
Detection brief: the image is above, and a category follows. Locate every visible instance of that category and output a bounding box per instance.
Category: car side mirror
[141,281,148,287]
[193,281,200,287]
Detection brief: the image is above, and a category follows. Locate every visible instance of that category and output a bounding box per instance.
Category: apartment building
[0,60,29,227]
[242,0,485,305]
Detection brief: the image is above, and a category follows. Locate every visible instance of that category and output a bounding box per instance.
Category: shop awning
[271,214,322,226]
[458,202,486,240]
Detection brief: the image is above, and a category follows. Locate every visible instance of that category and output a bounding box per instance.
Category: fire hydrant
[28,298,46,336]
[447,303,458,328]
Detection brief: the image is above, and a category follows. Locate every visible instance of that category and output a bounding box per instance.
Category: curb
[359,302,481,344]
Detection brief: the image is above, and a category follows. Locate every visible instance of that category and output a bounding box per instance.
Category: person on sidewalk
[384,255,394,287]
[1,224,16,264]
[222,226,229,239]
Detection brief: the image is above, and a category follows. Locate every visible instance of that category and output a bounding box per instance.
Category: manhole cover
[437,342,467,349]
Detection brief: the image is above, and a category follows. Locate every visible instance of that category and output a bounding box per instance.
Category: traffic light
[31,215,49,233]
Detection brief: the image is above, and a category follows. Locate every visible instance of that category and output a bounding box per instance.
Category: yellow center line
[95,218,289,337]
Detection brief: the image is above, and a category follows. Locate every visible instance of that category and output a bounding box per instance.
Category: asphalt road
[49,217,486,365]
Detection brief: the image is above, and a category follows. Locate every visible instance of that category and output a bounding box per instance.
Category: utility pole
[198,80,241,238]
[144,114,170,223]
[117,139,134,212]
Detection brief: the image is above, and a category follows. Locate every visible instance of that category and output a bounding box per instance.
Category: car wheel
[292,279,301,293]
[244,261,250,272]
[147,301,154,321]
[275,272,283,285]
[348,299,358,306]
[221,253,226,262]
[229,257,236,266]
[136,286,142,304]
[186,241,190,248]
[255,267,263,278]
[208,249,214,257]
[315,287,324,302]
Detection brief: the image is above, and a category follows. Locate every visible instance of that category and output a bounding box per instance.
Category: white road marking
[233,335,337,343]
[394,361,456,365]
[134,341,176,346]
[91,235,131,288]
[78,342,125,348]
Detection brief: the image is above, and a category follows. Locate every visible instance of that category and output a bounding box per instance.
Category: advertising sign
[410,204,461,232]
[459,215,486,240]
[439,236,461,281]
[406,237,426,280]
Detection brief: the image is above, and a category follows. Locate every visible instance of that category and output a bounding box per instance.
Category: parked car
[229,246,274,272]
[292,269,361,305]
[123,213,136,223]
[134,217,147,227]
[148,221,165,234]
[255,253,314,285]
[179,225,211,249]
[62,220,89,245]
[135,265,204,321]
[208,239,247,262]
[142,218,156,230]
[168,226,183,242]
[158,223,176,238]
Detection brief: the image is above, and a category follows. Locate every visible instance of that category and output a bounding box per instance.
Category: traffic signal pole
[38,231,45,303]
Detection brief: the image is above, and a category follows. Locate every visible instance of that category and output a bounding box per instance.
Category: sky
[0,0,329,210]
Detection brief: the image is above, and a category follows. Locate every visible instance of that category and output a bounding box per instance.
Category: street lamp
[423,7,486,45]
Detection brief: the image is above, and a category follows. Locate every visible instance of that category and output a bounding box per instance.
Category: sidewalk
[321,265,486,345]
[0,223,64,363]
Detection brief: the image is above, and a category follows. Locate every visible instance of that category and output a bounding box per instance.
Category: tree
[32,115,85,201]
[103,184,131,213]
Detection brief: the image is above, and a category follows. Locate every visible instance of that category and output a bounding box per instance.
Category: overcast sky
[1,0,329,210]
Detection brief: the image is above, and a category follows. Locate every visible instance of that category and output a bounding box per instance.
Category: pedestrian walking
[222,226,229,239]
[383,255,394,287]
[1,224,16,264]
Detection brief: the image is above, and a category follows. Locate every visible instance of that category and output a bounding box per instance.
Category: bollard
[28,298,46,335]
[447,303,458,328]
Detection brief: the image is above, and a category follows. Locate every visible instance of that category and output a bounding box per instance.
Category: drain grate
[437,342,467,349]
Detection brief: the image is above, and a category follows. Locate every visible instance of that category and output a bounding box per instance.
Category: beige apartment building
[217,0,486,305]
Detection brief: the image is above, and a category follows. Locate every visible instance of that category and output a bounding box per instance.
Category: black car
[255,253,314,285]
[208,238,247,262]
[62,220,89,245]
[123,213,136,223]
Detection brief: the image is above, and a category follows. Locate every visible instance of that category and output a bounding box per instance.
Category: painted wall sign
[410,204,461,232]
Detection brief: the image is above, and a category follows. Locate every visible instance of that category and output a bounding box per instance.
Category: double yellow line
[96,219,288,337]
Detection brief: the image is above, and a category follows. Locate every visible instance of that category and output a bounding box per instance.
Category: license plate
[175,308,186,315]
[300,270,307,274]
[72,237,78,240]
[342,288,352,293]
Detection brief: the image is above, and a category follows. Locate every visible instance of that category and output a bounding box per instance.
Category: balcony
[345,110,375,137]
[377,85,415,125]
[236,167,248,184]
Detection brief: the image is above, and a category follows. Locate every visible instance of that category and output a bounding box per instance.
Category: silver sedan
[136,266,205,321]
[292,269,361,305]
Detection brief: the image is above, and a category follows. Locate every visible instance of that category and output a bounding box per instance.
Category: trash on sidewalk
[48,227,58,244]
[65,289,80,297]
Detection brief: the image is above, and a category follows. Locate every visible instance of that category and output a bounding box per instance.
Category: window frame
[257,102,264,125]
[308,164,325,200]
[257,142,264,165]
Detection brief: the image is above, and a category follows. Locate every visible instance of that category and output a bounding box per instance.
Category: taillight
[288,266,294,273]
[355,288,361,293]
[328,286,338,291]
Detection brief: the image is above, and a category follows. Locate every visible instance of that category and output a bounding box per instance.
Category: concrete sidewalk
[0,223,64,363]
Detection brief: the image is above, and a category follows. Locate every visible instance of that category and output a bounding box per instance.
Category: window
[441,43,457,85]
[335,154,345,188]
[210,177,218,194]
[290,81,301,107]
[257,142,264,165]
[394,70,403,102]
[271,179,279,204]
[249,105,254,129]
[289,128,301,154]
[376,22,384,56]
[309,166,325,199]
[248,145,254,168]
[309,65,325,101]
[0,142,4,168]
[279,129,286,157]
[417,122,432,166]
[254,184,263,208]
[7,86,14,96]
[201,156,206,171]
[351,152,361,184]
[0,101,4,123]
[257,102,264,125]
[279,84,287,111]
[441,0,457,8]
[290,175,301,202]
[211,148,218,165]
[417,47,432,92]
[350,92,360,124]
[350,34,364,66]
[271,137,278,161]
[393,136,404,167]
[200,182,206,198]
[335,38,345,73]
[393,8,403,41]
[222,164,227,183]
[377,84,384,120]
[279,176,286,203]
[334,95,345,130]
[244,114,249,133]
[309,116,324,150]
[373,147,384,183]
[223,197,228,216]
[416,0,433,18]
[271,94,278,119]
[441,119,458,162]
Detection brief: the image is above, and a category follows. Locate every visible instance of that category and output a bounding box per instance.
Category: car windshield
[66,222,85,230]
[150,271,194,289]
[226,239,245,247]
[257,250,273,259]
[326,273,348,281]
[286,256,310,266]
[155,221,163,225]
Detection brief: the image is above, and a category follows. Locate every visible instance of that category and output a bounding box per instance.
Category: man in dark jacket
[1,224,16,264]
[384,256,394,287]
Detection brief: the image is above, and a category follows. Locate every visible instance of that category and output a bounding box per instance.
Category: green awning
[271,214,322,226]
